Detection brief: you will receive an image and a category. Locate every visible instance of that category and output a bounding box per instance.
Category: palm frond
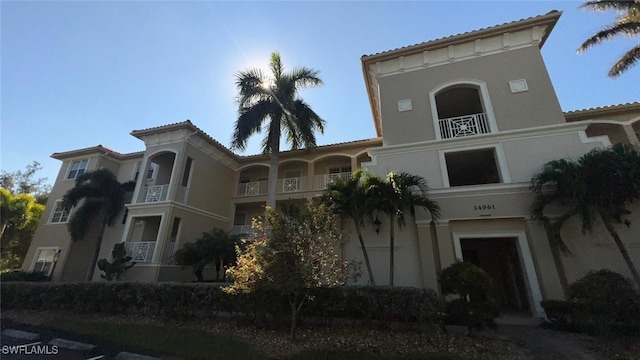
[609,44,640,76]
[578,21,640,52]
[581,0,639,12]
[67,199,102,241]
[231,99,277,151]
[288,67,323,89]
[270,52,284,78]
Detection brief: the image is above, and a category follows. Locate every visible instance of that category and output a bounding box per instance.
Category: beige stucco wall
[376,47,565,146]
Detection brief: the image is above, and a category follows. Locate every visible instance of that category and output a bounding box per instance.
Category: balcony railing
[236,173,352,197]
[124,241,156,263]
[438,112,490,139]
[137,185,188,204]
[232,225,261,241]
[163,241,177,263]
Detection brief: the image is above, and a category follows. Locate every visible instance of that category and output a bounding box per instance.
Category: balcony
[124,241,156,263]
[235,172,352,197]
[137,185,189,204]
[439,112,490,139]
[231,225,261,241]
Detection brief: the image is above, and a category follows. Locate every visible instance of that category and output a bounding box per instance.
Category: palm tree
[173,228,240,282]
[365,171,441,287]
[323,169,376,285]
[578,0,640,77]
[62,168,133,281]
[531,144,640,289]
[231,52,326,208]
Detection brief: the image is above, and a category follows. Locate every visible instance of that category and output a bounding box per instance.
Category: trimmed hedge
[0,282,441,326]
[541,270,640,335]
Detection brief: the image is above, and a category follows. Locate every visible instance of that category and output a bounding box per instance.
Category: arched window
[429,80,497,140]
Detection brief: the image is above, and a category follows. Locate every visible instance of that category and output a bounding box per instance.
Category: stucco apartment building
[24,11,640,319]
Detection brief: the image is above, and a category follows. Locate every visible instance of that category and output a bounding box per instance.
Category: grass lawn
[44,316,260,360]
[43,315,466,360]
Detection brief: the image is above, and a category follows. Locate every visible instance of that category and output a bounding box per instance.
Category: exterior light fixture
[373,216,382,235]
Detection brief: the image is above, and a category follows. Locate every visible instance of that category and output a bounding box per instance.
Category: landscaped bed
[2,309,518,359]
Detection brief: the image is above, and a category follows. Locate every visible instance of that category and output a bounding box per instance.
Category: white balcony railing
[438,112,490,139]
[137,185,188,204]
[124,241,156,263]
[236,173,352,197]
[138,185,169,203]
[232,225,260,241]
[163,241,177,263]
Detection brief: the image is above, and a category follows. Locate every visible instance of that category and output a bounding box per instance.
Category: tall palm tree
[578,0,640,77]
[324,169,376,285]
[531,144,640,289]
[231,52,326,208]
[63,168,132,281]
[365,171,441,287]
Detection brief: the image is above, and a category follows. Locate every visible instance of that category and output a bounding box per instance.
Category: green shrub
[0,282,442,329]
[540,300,574,331]
[568,269,640,335]
[439,261,498,333]
[0,271,49,282]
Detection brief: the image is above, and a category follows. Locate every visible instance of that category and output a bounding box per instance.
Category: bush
[568,269,640,335]
[439,261,498,333]
[0,282,442,329]
[0,271,49,282]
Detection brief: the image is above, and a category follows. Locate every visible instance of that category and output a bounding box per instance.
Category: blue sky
[2,1,638,186]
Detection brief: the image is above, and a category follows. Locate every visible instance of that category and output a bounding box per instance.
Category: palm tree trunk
[354,222,375,285]
[549,244,570,299]
[86,219,107,281]
[389,215,395,287]
[601,213,640,288]
[267,123,281,209]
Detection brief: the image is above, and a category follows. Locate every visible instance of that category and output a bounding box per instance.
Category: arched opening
[137,151,177,203]
[430,81,496,140]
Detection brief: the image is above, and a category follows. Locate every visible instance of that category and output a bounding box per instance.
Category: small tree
[173,228,239,282]
[97,243,134,281]
[226,200,354,339]
[365,171,440,287]
[439,261,498,334]
[323,169,376,285]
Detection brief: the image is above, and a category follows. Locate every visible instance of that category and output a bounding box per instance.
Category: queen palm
[578,0,640,77]
[324,169,376,285]
[232,52,326,208]
[366,171,441,287]
[63,168,133,281]
[531,144,640,289]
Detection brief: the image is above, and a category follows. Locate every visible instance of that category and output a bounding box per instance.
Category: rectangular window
[329,166,351,174]
[445,148,501,186]
[31,248,58,275]
[49,200,70,223]
[67,159,88,179]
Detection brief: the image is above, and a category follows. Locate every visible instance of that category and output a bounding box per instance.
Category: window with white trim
[67,159,88,179]
[49,200,70,223]
[31,248,59,275]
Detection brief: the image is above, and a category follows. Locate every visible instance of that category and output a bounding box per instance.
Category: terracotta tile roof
[564,101,640,115]
[131,119,239,159]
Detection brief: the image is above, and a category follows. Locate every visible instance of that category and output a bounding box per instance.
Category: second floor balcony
[137,184,189,204]
[236,172,352,197]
